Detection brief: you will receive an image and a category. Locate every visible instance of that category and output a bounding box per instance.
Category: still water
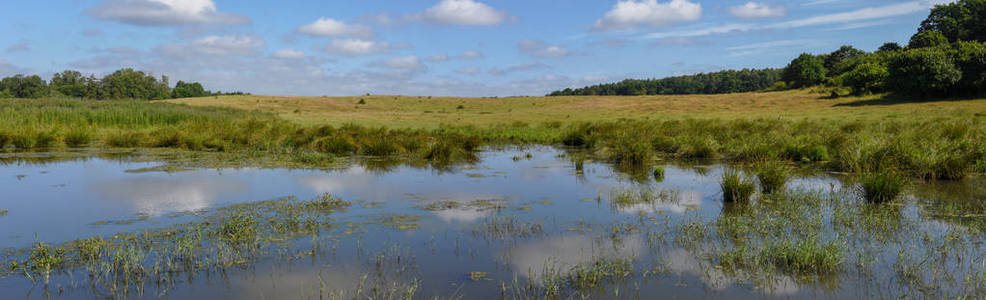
[0,147,983,299]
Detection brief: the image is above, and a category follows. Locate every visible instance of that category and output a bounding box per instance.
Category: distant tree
[782,53,827,88]
[0,74,48,98]
[877,42,903,52]
[547,69,782,96]
[824,46,868,75]
[887,47,962,96]
[50,70,88,98]
[843,63,889,95]
[171,81,208,98]
[909,30,950,48]
[916,0,986,43]
[99,68,170,100]
[950,41,986,95]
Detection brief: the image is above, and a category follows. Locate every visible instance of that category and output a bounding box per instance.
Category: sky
[0,0,955,97]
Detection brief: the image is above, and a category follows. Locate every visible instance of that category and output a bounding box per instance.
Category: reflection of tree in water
[910,178,986,231]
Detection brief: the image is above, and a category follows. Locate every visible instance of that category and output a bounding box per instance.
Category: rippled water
[0,147,984,299]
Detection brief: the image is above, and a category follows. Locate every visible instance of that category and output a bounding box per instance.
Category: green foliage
[100,68,171,100]
[858,173,907,203]
[877,42,903,53]
[721,169,756,202]
[762,238,843,275]
[756,161,789,194]
[824,45,868,76]
[843,63,889,95]
[909,30,950,48]
[782,53,827,88]
[916,0,986,44]
[0,75,47,98]
[548,68,782,96]
[887,46,962,96]
[171,81,209,98]
[653,166,665,181]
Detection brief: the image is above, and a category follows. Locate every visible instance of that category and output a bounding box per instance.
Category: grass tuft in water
[858,172,907,203]
[652,166,665,182]
[755,160,790,194]
[721,169,756,202]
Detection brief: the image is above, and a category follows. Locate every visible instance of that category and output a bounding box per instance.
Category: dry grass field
[165,89,986,128]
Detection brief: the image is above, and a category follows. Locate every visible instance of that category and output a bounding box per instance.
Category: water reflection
[96,175,246,216]
[506,235,644,281]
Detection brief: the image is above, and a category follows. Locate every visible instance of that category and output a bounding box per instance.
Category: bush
[887,47,962,96]
[843,63,889,95]
[782,53,827,88]
[721,169,756,202]
[653,166,665,181]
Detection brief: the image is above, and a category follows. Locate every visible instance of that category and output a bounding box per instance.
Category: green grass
[756,160,790,194]
[721,169,756,202]
[858,172,907,203]
[3,92,986,179]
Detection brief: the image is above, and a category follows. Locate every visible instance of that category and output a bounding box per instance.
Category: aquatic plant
[858,172,907,203]
[652,166,665,181]
[721,169,756,202]
[756,160,790,194]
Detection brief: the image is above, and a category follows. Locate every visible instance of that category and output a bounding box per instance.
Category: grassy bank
[3,91,986,178]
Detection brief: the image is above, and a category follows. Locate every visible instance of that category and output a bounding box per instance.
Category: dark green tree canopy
[877,42,903,53]
[916,0,986,43]
[0,74,48,98]
[910,30,950,48]
[782,53,827,88]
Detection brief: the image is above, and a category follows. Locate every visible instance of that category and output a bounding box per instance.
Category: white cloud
[0,60,27,77]
[154,35,265,58]
[88,0,250,26]
[646,1,936,39]
[417,0,509,26]
[766,1,931,29]
[455,67,480,75]
[425,53,449,62]
[729,2,786,19]
[297,17,374,38]
[593,0,702,30]
[458,50,484,59]
[488,63,549,76]
[273,49,305,59]
[371,56,422,69]
[725,39,815,51]
[518,40,570,59]
[321,39,391,56]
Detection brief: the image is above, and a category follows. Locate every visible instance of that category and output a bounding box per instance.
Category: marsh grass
[0,193,354,298]
[473,216,543,239]
[652,166,665,182]
[756,160,790,194]
[721,169,756,202]
[858,172,907,203]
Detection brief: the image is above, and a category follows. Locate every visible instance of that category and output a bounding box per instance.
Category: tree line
[0,68,248,100]
[551,0,986,99]
[548,69,782,96]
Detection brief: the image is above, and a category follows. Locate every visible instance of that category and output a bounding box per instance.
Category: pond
[0,147,984,299]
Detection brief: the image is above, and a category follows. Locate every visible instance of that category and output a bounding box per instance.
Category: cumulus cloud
[488,63,549,76]
[458,50,484,59]
[593,0,702,30]
[729,2,786,19]
[0,60,27,77]
[296,17,374,38]
[425,53,449,62]
[88,0,250,26]
[273,49,305,59]
[320,39,391,56]
[416,0,509,26]
[370,56,423,69]
[518,40,570,59]
[164,35,265,57]
[455,67,480,75]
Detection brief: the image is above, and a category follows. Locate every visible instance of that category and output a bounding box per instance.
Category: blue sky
[0,0,953,96]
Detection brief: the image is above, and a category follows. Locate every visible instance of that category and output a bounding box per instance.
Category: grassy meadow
[3,89,986,181]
